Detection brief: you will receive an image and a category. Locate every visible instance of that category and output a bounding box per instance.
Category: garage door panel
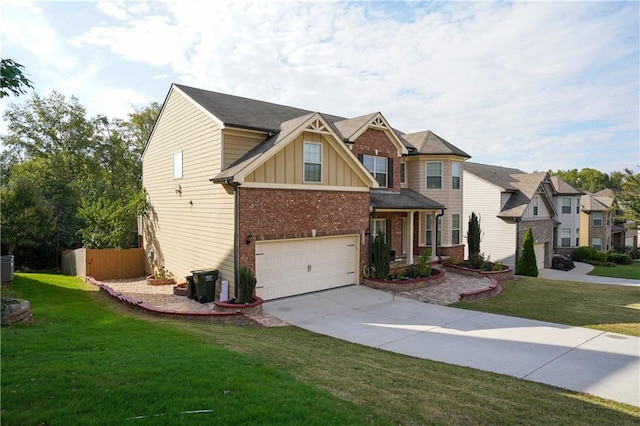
[256,235,358,300]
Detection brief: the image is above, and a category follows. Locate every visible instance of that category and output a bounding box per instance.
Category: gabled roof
[464,162,554,218]
[370,189,445,210]
[401,130,471,158]
[334,112,408,155]
[581,191,614,212]
[550,176,584,195]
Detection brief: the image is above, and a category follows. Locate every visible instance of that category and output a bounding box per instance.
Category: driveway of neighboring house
[539,261,640,286]
[264,285,640,407]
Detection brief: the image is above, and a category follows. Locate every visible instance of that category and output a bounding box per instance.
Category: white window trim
[372,218,386,241]
[560,228,571,247]
[363,154,388,188]
[303,141,323,183]
[400,162,406,184]
[452,162,461,190]
[426,161,443,189]
[561,197,571,214]
[173,150,183,179]
[593,212,603,227]
[452,213,460,245]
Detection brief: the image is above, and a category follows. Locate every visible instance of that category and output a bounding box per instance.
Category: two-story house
[142,84,469,301]
[463,162,556,270]
[580,189,626,253]
[550,176,584,256]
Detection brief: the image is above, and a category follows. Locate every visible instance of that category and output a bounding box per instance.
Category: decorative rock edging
[444,264,514,283]
[87,277,262,326]
[173,282,187,296]
[213,297,264,315]
[1,298,33,325]
[364,268,446,291]
[459,277,503,302]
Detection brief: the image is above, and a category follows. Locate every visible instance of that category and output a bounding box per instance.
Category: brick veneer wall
[439,245,464,263]
[351,129,401,190]
[519,218,555,268]
[238,187,370,278]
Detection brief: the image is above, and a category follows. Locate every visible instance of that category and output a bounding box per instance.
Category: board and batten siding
[244,132,369,188]
[142,88,236,287]
[463,172,517,268]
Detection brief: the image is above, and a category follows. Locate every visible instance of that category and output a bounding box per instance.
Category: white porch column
[407,211,415,265]
[431,212,437,261]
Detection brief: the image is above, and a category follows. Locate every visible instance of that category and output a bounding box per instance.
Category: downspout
[368,206,375,270]
[515,217,521,267]
[435,208,445,263]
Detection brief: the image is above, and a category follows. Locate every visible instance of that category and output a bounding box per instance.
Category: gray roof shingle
[370,189,445,210]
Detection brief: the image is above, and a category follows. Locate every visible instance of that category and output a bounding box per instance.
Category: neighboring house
[550,176,584,256]
[580,189,626,253]
[142,84,469,301]
[463,162,556,270]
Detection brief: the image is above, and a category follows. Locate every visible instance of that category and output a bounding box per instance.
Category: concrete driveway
[264,285,640,407]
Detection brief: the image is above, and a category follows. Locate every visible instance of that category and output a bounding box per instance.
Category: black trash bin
[191,269,219,303]
[185,275,196,299]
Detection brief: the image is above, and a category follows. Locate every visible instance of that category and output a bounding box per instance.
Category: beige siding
[406,156,465,246]
[142,88,236,288]
[223,128,267,169]
[245,132,368,188]
[463,172,517,267]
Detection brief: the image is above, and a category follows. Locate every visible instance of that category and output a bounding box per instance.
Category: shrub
[372,235,391,279]
[516,227,538,277]
[630,248,640,259]
[607,252,632,265]
[572,246,596,262]
[236,266,257,304]
[467,212,482,267]
[417,250,432,276]
[593,251,608,263]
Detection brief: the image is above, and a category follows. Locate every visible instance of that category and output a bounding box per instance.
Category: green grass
[2,273,640,425]
[589,261,640,279]
[454,277,640,337]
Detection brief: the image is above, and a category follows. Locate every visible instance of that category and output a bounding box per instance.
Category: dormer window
[363,155,388,187]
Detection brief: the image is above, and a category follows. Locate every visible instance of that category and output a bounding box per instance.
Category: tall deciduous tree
[549,168,622,193]
[0,59,33,98]
[617,168,640,230]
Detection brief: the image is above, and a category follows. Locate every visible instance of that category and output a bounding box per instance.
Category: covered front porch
[369,189,445,266]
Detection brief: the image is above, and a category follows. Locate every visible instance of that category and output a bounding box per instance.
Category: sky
[1,0,638,174]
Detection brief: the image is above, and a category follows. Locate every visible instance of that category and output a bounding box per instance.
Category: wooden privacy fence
[62,248,146,281]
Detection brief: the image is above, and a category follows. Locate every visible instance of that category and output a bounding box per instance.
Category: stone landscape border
[364,268,446,291]
[458,277,503,302]
[87,277,261,326]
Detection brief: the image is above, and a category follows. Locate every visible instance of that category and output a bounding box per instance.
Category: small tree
[467,212,483,268]
[372,235,391,279]
[516,227,538,277]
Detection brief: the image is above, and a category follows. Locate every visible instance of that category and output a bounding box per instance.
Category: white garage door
[255,235,359,300]
[534,243,546,270]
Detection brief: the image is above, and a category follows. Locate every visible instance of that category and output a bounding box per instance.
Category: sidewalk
[538,261,640,286]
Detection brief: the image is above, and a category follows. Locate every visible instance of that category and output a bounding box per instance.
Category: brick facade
[519,218,555,268]
[238,187,370,278]
[351,129,401,190]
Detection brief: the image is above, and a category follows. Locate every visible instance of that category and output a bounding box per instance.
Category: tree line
[1,60,160,268]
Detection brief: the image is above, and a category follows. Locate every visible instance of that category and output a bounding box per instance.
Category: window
[576,228,579,247]
[173,151,183,179]
[424,214,442,246]
[592,237,602,252]
[561,197,571,214]
[533,196,539,216]
[400,162,406,184]
[452,162,461,189]
[363,155,388,187]
[592,212,603,226]
[576,201,580,214]
[303,142,322,182]
[452,214,460,245]
[561,228,571,247]
[372,219,386,241]
[426,162,442,189]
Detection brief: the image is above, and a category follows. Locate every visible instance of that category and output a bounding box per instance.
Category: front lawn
[2,273,639,425]
[589,261,640,280]
[453,277,640,337]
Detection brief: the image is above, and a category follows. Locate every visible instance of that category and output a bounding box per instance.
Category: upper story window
[533,195,539,216]
[426,162,442,189]
[303,142,322,183]
[452,162,461,189]
[561,197,571,214]
[592,211,603,227]
[400,162,406,184]
[363,155,388,187]
[173,151,183,179]
[576,199,580,214]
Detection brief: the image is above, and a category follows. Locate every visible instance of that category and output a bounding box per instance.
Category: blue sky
[1,0,638,174]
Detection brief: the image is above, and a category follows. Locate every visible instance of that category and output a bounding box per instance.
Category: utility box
[1,255,14,283]
[190,269,219,303]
